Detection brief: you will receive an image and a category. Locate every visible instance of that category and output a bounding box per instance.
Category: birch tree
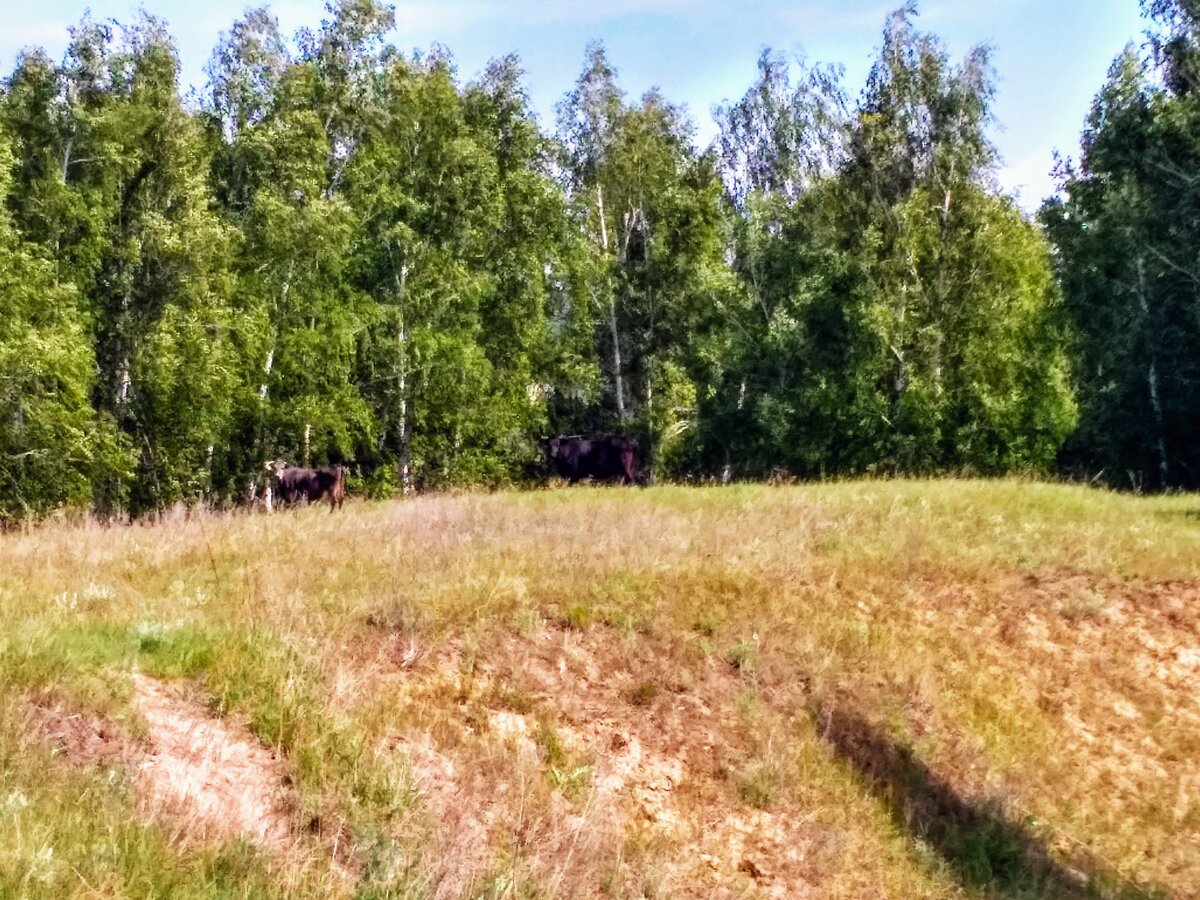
[0,124,130,520]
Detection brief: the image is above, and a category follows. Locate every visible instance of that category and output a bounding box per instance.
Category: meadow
[1,480,1197,898]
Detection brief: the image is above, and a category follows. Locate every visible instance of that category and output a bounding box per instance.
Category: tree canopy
[0,1,1192,518]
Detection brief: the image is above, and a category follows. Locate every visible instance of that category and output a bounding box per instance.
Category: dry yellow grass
[1,479,1197,897]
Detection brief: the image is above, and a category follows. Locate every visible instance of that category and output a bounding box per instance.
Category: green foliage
[2,17,241,514]
[626,679,658,706]
[555,47,739,477]
[346,49,554,487]
[0,0,1172,517]
[709,8,1075,479]
[1045,10,1200,489]
[0,127,130,521]
[726,639,760,672]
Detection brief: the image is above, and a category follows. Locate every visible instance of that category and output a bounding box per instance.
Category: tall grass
[1,480,1196,897]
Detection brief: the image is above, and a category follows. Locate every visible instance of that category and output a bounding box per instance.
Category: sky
[0,0,1152,210]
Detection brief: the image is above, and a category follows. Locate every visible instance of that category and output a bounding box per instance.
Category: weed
[626,681,658,707]
[561,603,594,631]
[692,611,720,637]
[489,684,534,715]
[726,638,759,673]
[737,763,776,810]
[547,765,593,803]
[1058,590,1107,622]
[598,605,635,630]
[364,596,428,636]
[534,718,568,769]
[533,717,593,804]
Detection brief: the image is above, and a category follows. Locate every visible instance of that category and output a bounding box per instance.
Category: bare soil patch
[130,674,296,851]
[384,730,509,890]
[491,630,828,897]
[27,677,299,854]
[374,627,827,897]
[27,693,134,769]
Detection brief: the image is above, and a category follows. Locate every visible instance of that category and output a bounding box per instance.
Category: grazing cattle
[545,435,640,485]
[267,460,346,510]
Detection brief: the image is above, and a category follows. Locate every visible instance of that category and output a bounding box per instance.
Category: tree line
[0,0,1196,520]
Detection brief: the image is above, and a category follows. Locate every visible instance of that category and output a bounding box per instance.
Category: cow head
[265,458,290,477]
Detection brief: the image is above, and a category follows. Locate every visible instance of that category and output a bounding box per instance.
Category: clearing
[0,480,1197,897]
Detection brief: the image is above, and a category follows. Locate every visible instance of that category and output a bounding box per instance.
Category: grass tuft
[626,680,659,707]
[736,762,777,810]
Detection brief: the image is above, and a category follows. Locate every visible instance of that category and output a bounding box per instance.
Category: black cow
[267,460,346,510]
[545,435,640,485]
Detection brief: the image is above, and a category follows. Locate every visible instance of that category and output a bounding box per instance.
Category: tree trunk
[1136,256,1170,488]
[644,375,654,482]
[116,357,132,411]
[934,186,952,402]
[60,138,73,184]
[391,246,412,495]
[259,350,275,401]
[891,286,909,425]
[204,444,214,502]
[115,279,134,418]
[597,184,628,422]
[260,257,293,402]
[644,220,654,477]
[608,299,626,423]
[398,317,411,495]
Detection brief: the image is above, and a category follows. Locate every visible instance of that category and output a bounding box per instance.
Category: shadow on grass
[814,705,1167,899]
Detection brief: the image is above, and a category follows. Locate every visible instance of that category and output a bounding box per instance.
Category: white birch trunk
[259,349,274,401]
[204,444,214,502]
[259,259,294,403]
[393,252,412,495]
[597,184,627,422]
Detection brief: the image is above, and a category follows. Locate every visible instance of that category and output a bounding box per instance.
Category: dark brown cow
[267,460,345,510]
[545,435,640,485]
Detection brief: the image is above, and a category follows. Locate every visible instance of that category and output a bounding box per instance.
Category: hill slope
[1,481,1198,897]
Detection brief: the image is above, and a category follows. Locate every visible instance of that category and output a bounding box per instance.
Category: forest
[0,0,1197,519]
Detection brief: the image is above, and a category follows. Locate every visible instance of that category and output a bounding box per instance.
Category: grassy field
[1,480,1198,898]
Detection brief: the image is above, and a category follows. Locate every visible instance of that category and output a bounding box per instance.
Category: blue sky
[1,0,1150,210]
